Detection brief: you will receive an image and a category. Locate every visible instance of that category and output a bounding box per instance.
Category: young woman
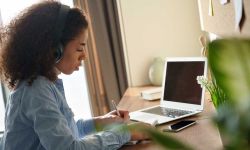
[0,1,148,150]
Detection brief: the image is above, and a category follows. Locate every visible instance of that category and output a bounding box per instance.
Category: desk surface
[118,87,223,150]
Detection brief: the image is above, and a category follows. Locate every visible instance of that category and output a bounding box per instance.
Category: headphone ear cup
[54,43,63,63]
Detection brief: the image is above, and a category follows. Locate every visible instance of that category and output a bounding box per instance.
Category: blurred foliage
[144,127,193,150]
[208,39,250,149]
[127,123,193,150]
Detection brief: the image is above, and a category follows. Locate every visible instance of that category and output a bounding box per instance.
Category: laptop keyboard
[161,107,193,118]
[142,106,193,118]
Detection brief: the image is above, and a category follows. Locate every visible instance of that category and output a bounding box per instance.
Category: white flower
[196,75,208,88]
[196,75,213,93]
[196,75,226,108]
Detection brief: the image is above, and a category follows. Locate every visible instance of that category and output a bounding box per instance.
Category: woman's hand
[94,110,152,141]
[94,110,130,131]
[127,122,153,141]
[104,110,130,123]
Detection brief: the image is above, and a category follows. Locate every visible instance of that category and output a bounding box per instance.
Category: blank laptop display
[130,57,207,125]
[163,61,204,105]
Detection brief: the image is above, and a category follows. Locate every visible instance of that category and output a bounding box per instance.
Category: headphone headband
[55,4,70,43]
[54,4,70,63]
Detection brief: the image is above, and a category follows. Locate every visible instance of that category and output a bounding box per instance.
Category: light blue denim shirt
[1,76,130,150]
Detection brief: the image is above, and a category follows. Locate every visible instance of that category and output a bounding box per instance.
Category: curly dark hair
[0,1,88,89]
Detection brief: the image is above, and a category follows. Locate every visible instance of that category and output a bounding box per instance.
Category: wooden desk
[118,87,223,150]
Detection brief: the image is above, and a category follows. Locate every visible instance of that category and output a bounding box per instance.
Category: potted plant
[207,38,250,149]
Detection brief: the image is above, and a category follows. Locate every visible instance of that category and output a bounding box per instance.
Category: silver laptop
[130,57,208,125]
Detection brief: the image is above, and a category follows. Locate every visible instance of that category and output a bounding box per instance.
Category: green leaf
[127,123,193,150]
[211,93,218,108]
[208,39,250,102]
[142,128,193,150]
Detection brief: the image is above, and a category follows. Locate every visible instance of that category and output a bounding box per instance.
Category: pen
[111,100,121,117]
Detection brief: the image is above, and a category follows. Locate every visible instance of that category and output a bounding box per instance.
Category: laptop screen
[163,61,205,105]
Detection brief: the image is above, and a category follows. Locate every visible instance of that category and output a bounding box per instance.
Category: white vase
[148,57,164,86]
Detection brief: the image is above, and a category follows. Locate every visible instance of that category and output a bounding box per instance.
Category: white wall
[117,0,204,86]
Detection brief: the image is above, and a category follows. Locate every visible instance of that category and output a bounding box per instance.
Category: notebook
[130,57,208,125]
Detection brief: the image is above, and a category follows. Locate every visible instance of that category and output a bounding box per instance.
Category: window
[59,66,92,120]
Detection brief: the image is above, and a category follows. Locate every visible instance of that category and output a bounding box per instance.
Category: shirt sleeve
[76,119,96,138]
[21,81,131,150]
[70,125,130,150]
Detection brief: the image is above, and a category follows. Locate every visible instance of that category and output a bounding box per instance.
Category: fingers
[107,110,130,123]
[106,110,117,115]
[118,110,130,122]
[103,115,124,124]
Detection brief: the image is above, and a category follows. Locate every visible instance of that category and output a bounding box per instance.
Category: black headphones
[54,4,70,63]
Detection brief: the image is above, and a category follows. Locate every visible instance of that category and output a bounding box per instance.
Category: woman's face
[56,29,88,74]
